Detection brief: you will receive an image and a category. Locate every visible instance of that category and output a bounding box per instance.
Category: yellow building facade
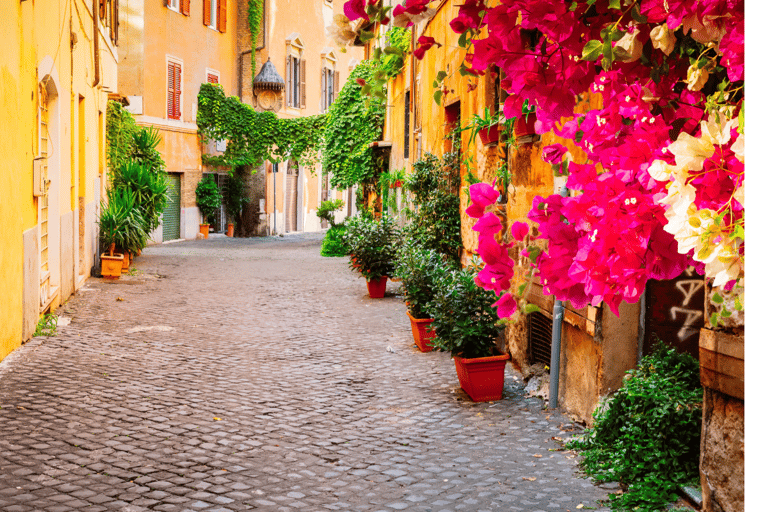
[378,1,642,423]
[1,0,119,362]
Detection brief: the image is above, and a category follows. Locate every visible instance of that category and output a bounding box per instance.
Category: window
[207,70,220,84]
[404,91,410,159]
[166,0,189,15]
[203,0,227,32]
[286,55,305,109]
[321,68,339,113]
[167,60,182,120]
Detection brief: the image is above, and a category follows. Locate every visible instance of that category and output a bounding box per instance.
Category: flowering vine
[342,0,745,322]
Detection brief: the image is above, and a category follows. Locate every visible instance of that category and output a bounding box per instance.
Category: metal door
[285,165,298,232]
[163,174,181,241]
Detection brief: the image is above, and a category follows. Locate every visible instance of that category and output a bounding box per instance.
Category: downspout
[548,184,568,409]
[272,162,277,235]
[636,290,647,364]
[92,0,100,87]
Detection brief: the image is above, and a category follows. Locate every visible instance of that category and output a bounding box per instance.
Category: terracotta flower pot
[227,223,234,237]
[478,123,500,145]
[101,253,124,279]
[515,113,536,137]
[389,180,403,189]
[121,251,131,272]
[453,352,510,402]
[366,276,388,298]
[200,224,210,239]
[407,310,435,352]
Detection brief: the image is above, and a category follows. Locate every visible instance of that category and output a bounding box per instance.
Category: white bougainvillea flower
[650,23,677,56]
[614,28,643,62]
[734,185,744,208]
[731,133,745,163]
[649,159,674,181]
[700,111,738,146]
[668,132,714,171]
[326,14,359,46]
[686,65,709,92]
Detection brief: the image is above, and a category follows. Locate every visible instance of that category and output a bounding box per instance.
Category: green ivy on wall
[106,100,138,173]
[248,0,264,78]
[322,61,386,190]
[380,27,410,78]
[197,83,326,169]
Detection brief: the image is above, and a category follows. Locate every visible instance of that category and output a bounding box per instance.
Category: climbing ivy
[197,83,326,169]
[322,61,385,190]
[248,0,264,78]
[379,27,410,78]
[106,100,138,173]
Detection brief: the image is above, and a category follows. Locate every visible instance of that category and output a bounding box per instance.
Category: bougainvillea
[343,0,744,320]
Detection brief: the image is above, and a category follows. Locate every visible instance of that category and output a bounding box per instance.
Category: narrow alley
[0,235,611,512]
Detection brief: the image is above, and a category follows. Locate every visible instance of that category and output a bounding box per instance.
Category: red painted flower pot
[478,123,499,145]
[453,352,510,402]
[200,224,210,239]
[227,223,234,237]
[366,276,388,298]
[407,310,435,352]
[515,113,536,137]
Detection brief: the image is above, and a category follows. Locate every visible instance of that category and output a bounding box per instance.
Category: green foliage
[106,100,138,174]
[130,126,165,173]
[379,168,406,216]
[343,214,400,280]
[379,27,411,78]
[322,61,386,189]
[223,174,248,224]
[321,224,348,257]
[248,0,264,77]
[110,161,169,233]
[429,265,502,359]
[34,313,58,337]
[403,152,462,263]
[566,343,703,511]
[197,83,326,169]
[317,199,345,227]
[99,187,149,255]
[195,176,223,225]
[393,239,457,319]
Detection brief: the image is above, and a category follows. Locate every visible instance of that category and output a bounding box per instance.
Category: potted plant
[195,175,222,238]
[465,108,511,146]
[110,160,169,241]
[394,240,456,352]
[345,214,400,298]
[98,188,148,279]
[429,265,508,401]
[223,173,248,237]
[514,99,537,137]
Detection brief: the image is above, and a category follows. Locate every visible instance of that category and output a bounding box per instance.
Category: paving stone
[0,234,611,511]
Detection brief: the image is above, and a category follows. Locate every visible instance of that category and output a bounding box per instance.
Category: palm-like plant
[111,161,169,233]
[99,187,149,256]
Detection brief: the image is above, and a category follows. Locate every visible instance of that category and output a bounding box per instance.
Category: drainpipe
[272,162,277,235]
[92,0,100,87]
[548,184,568,409]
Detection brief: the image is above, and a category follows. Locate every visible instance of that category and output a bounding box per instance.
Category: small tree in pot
[223,173,248,237]
[428,264,508,401]
[344,214,400,298]
[195,175,222,238]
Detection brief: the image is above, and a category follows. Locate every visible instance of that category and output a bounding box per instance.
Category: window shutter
[174,63,182,119]
[217,0,227,32]
[167,63,174,118]
[203,0,211,27]
[165,0,171,6]
[286,55,292,107]
[181,0,190,16]
[320,70,327,112]
[207,73,218,84]
[300,59,306,109]
[334,70,340,100]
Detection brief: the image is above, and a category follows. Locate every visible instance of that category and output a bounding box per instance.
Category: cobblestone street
[0,234,611,512]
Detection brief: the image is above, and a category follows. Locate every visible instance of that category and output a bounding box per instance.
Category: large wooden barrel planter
[699,328,744,512]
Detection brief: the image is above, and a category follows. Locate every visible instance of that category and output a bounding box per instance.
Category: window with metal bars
[167,61,182,120]
[528,311,553,366]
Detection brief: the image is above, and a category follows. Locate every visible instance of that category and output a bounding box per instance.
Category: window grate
[528,311,552,366]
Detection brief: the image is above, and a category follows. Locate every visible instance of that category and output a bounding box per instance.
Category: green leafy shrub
[317,199,344,227]
[393,239,457,319]
[566,343,702,511]
[344,214,400,280]
[403,152,462,264]
[111,161,169,233]
[195,176,223,225]
[224,174,248,227]
[429,266,501,359]
[99,187,149,255]
[321,224,348,257]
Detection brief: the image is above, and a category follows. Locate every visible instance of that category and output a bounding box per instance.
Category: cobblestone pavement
[0,233,612,512]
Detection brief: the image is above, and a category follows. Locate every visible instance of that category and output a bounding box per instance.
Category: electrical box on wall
[33,157,49,197]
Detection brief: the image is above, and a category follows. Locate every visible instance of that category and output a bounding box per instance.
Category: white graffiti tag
[669,270,705,341]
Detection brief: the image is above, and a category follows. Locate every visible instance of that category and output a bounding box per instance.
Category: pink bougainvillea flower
[413,35,439,60]
[510,221,529,241]
[541,143,568,164]
[472,212,502,237]
[449,0,487,33]
[466,182,499,219]
[343,0,369,22]
[476,261,514,295]
[392,0,432,27]
[492,292,518,319]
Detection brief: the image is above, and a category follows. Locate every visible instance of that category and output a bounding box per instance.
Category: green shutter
[163,174,181,241]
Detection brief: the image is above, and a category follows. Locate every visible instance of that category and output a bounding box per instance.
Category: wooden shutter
[286,55,292,107]
[217,0,227,32]
[300,59,306,109]
[181,0,190,16]
[207,73,219,84]
[167,62,181,120]
[203,0,211,27]
[320,70,327,112]
[333,70,340,101]
[165,0,171,6]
